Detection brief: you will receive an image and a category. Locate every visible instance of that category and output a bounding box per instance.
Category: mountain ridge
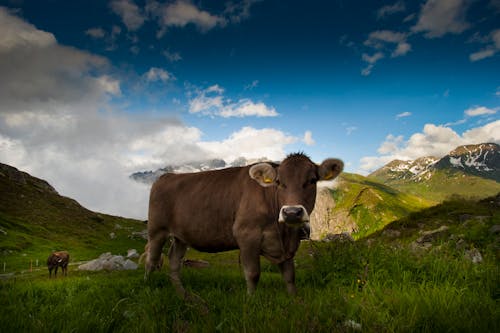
[368,143,500,201]
[370,143,499,182]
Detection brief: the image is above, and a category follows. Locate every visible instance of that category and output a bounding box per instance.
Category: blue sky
[0,0,498,218]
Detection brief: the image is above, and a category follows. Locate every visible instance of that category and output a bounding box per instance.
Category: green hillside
[370,168,500,202]
[329,173,434,239]
[365,194,500,260]
[0,163,146,273]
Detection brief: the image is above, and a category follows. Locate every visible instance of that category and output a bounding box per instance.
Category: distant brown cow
[145,153,343,296]
[47,251,70,277]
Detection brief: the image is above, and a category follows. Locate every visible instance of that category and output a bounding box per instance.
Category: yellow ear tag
[324,171,334,180]
[264,177,273,184]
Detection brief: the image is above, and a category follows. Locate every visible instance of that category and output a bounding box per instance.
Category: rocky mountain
[370,143,499,182]
[369,143,500,201]
[130,157,269,184]
[434,143,499,181]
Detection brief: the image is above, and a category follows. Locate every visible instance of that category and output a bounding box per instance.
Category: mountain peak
[435,143,499,181]
[370,142,500,183]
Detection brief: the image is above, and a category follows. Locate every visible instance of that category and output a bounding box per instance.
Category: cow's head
[249,153,343,226]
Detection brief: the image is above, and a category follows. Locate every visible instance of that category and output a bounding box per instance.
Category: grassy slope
[331,173,434,239]
[0,166,146,273]
[1,195,498,332]
[370,168,500,202]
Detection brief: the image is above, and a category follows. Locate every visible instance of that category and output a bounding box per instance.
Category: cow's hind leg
[168,237,188,298]
[145,231,168,280]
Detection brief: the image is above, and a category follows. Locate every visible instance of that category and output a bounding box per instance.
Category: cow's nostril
[284,206,304,218]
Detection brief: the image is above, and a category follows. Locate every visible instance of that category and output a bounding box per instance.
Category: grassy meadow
[1,234,499,332]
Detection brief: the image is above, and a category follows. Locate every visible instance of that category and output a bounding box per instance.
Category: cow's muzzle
[279,205,310,225]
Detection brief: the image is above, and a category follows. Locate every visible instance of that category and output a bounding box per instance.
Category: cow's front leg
[234,219,263,294]
[279,258,297,295]
[240,246,261,294]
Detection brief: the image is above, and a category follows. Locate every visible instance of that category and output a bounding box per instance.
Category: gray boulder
[78,252,138,271]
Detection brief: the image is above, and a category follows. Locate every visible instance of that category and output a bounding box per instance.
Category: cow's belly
[169,215,239,253]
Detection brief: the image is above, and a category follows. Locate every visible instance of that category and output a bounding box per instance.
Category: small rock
[344,320,362,331]
[122,259,138,270]
[109,232,116,239]
[130,229,148,240]
[416,226,449,244]
[78,252,138,271]
[464,248,483,264]
[322,232,354,243]
[127,249,139,259]
[382,229,401,238]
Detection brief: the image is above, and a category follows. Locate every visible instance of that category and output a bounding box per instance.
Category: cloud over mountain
[360,120,500,173]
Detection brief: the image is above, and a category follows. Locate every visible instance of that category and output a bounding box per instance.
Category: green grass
[1,240,498,332]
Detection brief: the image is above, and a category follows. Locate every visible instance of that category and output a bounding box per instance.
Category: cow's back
[148,166,256,252]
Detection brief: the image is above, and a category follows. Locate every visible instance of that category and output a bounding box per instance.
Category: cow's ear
[249,163,277,187]
[318,158,343,181]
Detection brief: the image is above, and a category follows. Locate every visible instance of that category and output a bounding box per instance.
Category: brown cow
[145,153,343,296]
[47,251,70,277]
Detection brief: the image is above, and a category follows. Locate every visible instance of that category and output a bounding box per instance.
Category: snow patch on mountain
[371,143,499,182]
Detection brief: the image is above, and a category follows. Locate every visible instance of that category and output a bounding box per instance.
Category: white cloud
[188,84,278,118]
[464,106,498,117]
[377,2,406,19]
[198,127,297,162]
[146,0,259,37]
[144,67,173,82]
[346,126,358,135]
[362,52,385,64]
[469,29,500,61]
[223,0,261,24]
[85,27,106,39]
[377,134,404,154]
[0,7,109,113]
[396,112,412,119]
[361,52,384,76]
[364,30,412,57]
[162,49,182,62]
[411,0,470,38]
[0,7,56,50]
[147,0,223,34]
[359,120,500,173]
[244,80,259,90]
[469,48,495,61]
[361,30,411,75]
[303,130,315,146]
[110,0,146,31]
